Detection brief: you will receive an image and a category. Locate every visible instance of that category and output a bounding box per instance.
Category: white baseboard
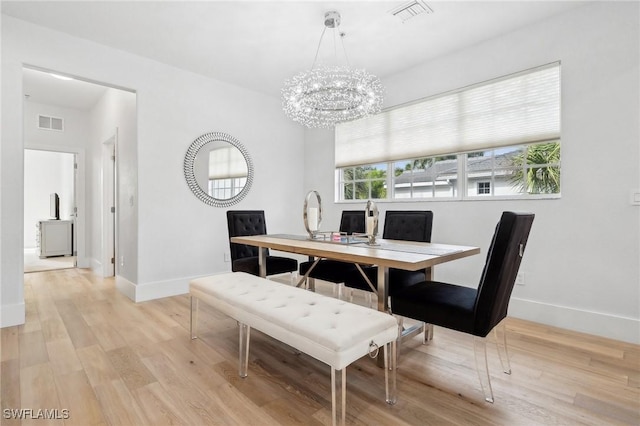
[76,255,91,269]
[90,257,103,276]
[133,278,190,302]
[115,275,195,302]
[1,302,25,328]
[115,275,137,301]
[509,297,640,345]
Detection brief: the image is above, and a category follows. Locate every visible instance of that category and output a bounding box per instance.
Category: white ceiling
[4,1,589,110]
[22,67,110,110]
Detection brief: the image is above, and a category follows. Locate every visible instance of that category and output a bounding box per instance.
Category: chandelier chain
[311,26,328,69]
[339,31,351,68]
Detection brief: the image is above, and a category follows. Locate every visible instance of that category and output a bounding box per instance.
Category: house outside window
[392,156,457,199]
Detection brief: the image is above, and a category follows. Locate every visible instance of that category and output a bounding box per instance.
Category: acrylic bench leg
[190,296,198,340]
[331,367,346,426]
[239,322,250,378]
[384,340,397,405]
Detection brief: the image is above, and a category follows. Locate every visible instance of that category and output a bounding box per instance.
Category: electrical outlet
[515,272,525,286]
[223,252,230,263]
[120,256,125,267]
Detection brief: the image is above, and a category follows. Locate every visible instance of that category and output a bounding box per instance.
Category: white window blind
[208,147,248,179]
[335,62,560,168]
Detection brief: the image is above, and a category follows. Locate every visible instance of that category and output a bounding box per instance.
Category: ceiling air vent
[389,0,433,23]
[38,114,64,131]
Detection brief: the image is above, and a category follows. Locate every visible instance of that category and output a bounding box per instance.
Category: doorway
[21,65,135,281]
[23,149,77,273]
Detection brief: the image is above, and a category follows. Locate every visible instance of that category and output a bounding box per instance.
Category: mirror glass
[184,132,253,207]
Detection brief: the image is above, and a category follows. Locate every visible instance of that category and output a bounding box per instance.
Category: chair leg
[494,323,511,375]
[336,283,345,300]
[473,336,494,403]
[423,323,434,344]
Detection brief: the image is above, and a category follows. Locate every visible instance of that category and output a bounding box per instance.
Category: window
[339,163,387,200]
[392,156,457,199]
[335,62,561,201]
[206,145,248,199]
[477,182,491,195]
[337,141,559,201]
[209,177,247,200]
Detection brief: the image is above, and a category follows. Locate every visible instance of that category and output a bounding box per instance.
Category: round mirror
[184,132,254,207]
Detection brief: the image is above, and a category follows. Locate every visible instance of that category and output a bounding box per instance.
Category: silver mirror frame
[184,132,254,207]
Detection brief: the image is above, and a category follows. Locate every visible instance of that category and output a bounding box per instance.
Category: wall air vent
[38,114,64,131]
[389,0,433,23]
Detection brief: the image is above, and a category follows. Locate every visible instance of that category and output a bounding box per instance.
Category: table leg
[258,247,267,277]
[376,267,390,367]
[424,266,434,342]
[296,257,321,289]
[377,266,389,313]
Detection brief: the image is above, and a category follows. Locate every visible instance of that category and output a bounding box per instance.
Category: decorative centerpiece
[303,190,322,239]
[365,200,379,245]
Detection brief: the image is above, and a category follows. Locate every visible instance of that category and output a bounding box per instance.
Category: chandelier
[282,11,384,128]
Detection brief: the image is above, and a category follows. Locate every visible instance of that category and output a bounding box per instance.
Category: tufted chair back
[339,210,366,235]
[226,210,268,261]
[383,211,433,242]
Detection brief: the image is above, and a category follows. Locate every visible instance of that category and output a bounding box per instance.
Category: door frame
[102,131,117,277]
[23,143,88,268]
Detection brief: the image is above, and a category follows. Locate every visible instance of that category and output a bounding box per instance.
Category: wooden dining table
[229,233,480,316]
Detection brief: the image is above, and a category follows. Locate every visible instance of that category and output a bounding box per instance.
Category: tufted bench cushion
[189,272,398,424]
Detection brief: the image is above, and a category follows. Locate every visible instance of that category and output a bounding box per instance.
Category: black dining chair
[390,211,534,403]
[298,210,365,296]
[226,210,298,279]
[343,210,434,305]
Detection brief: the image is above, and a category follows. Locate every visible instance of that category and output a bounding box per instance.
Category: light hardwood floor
[1,268,638,425]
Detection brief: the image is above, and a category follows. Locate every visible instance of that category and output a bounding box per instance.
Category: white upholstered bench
[189,272,398,425]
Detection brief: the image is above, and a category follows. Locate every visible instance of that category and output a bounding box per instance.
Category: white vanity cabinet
[37,220,73,258]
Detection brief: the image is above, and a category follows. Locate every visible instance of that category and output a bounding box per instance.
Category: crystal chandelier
[282,11,384,128]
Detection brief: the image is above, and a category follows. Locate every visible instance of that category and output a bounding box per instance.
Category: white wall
[1,15,305,327]
[88,88,137,280]
[305,2,640,343]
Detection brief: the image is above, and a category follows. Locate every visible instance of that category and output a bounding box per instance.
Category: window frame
[477,181,491,195]
[336,140,561,203]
